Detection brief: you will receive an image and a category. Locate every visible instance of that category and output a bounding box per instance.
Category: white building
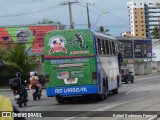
[152,39,160,61]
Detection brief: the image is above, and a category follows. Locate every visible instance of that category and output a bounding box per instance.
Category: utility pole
[80,3,94,28]
[86,3,94,28]
[87,4,90,28]
[60,0,78,29]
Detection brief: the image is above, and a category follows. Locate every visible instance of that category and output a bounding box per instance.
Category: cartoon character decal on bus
[48,36,67,54]
[70,33,88,48]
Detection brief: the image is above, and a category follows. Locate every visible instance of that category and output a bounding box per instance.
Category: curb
[134,73,160,79]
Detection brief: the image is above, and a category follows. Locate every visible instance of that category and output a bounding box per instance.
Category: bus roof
[92,31,117,41]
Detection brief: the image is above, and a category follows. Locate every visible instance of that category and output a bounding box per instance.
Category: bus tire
[57,100,64,104]
[113,79,119,94]
[113,88,118,94]
[99,82,107,101]
[56,96,64,104]
[103,85,108,99]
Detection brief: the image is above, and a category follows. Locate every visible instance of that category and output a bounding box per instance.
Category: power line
[94,4,129,23]
[0,5,61,18]
[89,9,129,25]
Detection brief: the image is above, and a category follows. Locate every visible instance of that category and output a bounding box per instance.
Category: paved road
[1,73,160,120]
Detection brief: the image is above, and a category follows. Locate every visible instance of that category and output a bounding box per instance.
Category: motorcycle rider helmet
[30,71,35,77]
[15,72,21,77]
[34,71,38,76]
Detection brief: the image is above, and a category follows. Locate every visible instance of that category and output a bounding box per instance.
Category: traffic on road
[1,73,160,120]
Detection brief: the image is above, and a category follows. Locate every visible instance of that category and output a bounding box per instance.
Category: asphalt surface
[1,73,160,120]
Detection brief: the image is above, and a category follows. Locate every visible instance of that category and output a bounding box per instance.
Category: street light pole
[92,11,108,27]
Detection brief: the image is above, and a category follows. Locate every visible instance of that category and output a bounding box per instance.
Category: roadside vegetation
[0,44,41,86]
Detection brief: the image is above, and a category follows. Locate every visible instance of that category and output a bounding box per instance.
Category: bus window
[101,39,106,54]
[97,38,102,54]
[112,41,116,55]
[109,41,113,55]
[114,41,118,54]
[105,40,110,55]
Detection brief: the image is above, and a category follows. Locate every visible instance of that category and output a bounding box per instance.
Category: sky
[0,0,135,36]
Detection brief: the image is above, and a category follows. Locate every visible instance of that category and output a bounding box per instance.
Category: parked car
[120,68,134,84]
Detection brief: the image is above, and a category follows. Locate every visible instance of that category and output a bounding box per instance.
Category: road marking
[26,106,41,111]
[125,86,142,95]
[64,117,76,120]
[9,97,14,100]
[125,84,160,95]
[64,97,144,120]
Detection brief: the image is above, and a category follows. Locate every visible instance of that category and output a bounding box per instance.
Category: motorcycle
[13,89,27,107]
[9,78,28,108]
[31,86,42,101]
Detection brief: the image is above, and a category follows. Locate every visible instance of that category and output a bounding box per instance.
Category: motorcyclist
[14,72,29,102]
[29,71,42,94]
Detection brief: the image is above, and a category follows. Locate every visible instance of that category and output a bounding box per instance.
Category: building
[127,0,160,39]
[121,31,131,38]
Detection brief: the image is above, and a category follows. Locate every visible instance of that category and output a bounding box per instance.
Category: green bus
[44,29,122,102]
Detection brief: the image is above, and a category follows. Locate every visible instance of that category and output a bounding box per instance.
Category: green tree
[150,26,160,39]
[99,26,109,35]
[37,18,65,30]
[1,44,32,73]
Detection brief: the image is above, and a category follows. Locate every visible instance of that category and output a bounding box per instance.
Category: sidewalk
[134,72,160,79]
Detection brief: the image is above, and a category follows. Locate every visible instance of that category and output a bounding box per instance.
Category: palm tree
[2,44,31,73]
[150,26,160,39]
[99,26,109,35]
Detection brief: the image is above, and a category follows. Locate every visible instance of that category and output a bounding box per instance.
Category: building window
[141,12,143,14]
[135,12,137,14]
[142,29,144,31]
[134,3,136,5]
[141,16,143,18]
[140,3,142,5]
